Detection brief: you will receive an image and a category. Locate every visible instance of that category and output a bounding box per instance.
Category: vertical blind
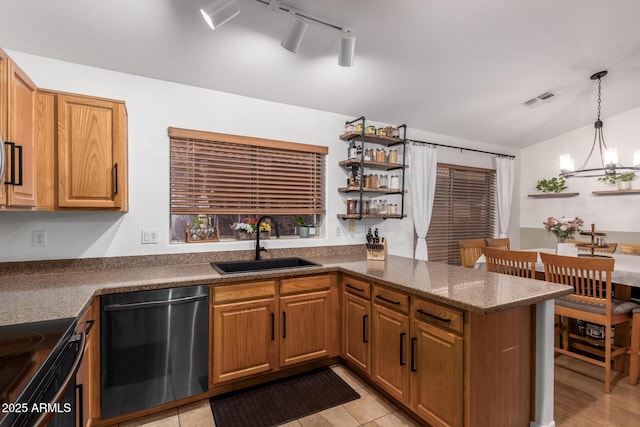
[426,163,496,265]
[169,128,327,215]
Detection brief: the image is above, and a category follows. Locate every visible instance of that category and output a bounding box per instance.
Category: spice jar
[388,149,398,164]
[377,127,386,136]
[355,123,363,133]
[345,123,355,134]
[389,204,398,215]
[346,198,358,214]
[363,199,370,214]
[375,148,386,162]
[364,148,374,161]
[390,175,400,190]
[365,125,376,134]
[379,174,388,189]
[369,173,379,189]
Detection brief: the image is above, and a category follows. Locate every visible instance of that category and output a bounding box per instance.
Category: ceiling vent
[523,91,556,108]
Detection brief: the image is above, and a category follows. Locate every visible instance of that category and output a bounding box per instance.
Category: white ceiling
[2,0,640,148]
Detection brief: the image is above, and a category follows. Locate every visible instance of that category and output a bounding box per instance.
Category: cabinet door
[57,94,126,209]
[343,292,371,375]
[280,290,331,367]
[76,297,100,426]
[411,319,463,427]
[5,59,37,207]
[372,303,410,403]
[212,297,277,383]
[0,49,7,206]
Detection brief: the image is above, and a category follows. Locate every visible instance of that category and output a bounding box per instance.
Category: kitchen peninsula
[0,250,571,427]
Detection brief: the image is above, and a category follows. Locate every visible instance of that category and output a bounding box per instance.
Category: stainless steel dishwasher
[100,285,209,419]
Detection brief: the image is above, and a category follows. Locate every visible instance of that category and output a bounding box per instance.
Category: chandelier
[559,70,640,178]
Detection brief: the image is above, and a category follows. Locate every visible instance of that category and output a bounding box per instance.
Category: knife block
[366,238,387,261]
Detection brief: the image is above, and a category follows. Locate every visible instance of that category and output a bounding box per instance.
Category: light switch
[141,229,159,244]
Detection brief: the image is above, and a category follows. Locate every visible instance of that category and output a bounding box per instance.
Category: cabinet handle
[416,308,451,324]
[346,283,365,293]
[4,141,23,186]
[400,332,406,366]
[282,311,286,339]
[271,313,275,341]
[410,337,417,372]
[362,314,368,343]
[113,163,119,195]
[376,294,400,305]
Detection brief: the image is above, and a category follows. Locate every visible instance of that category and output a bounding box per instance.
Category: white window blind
[426,163,496,265]
[169,128,327,215]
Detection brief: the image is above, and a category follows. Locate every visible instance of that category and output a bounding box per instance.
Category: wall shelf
[338,187,405,194]
[338,214,405,220]
[339,132,405,147]
[591,189,640,196]
[527,192,579,198]
[339,159,407,171]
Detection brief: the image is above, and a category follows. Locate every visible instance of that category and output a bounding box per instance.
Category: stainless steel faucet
[255,216,280,260]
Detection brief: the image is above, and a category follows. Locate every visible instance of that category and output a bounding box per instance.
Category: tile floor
[118,365,420,426]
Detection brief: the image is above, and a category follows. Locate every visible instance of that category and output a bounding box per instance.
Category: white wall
[0,50,520,262]
[520,106,640,234]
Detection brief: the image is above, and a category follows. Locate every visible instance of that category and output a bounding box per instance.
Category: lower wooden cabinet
[343,292,371,374]
[279,274,338,367]
[410,317,463,427]
[211,280,277,384]
[75,297,100,426]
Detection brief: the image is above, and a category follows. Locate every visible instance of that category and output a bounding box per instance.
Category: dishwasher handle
[103,294,208,312]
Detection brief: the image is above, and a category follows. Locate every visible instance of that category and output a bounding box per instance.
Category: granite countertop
[0,254,572,327]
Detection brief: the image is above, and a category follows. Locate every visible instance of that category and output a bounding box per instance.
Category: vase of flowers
[230,218,271,240]
[543,216,584,243]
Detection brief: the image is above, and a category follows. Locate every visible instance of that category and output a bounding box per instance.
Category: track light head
[201,0,240,30]
[338,30,356,67]
[281,13,308,53]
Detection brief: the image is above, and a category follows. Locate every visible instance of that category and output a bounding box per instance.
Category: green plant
[598,172,636,185]
[535,177,568,193]
[293,215,314,227]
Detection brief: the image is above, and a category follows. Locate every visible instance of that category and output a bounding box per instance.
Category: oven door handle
[103,294,208,311]
[33,329,88,427]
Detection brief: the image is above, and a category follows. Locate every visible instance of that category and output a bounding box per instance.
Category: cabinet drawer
[213,280,276,304]
[280,274,330,295]
[343,275,371,299]
[372,285,408,314]
[412,297,463,335]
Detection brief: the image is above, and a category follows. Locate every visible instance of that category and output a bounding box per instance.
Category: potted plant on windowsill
[598,172,636,190]
[293,215,314,238]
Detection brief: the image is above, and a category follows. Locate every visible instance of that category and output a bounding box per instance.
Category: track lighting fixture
[200,0,240,30]
[338,30,356,67]
[281,12,308,53]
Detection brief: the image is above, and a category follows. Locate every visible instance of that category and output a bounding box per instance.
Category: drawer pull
[399,332,406,366]
[417,308,451,324]
[376,295,401,305]
[282,311,286,339]
[346,283,365,292]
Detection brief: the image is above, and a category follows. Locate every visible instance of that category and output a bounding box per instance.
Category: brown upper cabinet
[1,48,38,208]
[36,90,128,211]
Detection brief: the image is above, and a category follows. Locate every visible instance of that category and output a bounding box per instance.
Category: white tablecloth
[475,247,640,288]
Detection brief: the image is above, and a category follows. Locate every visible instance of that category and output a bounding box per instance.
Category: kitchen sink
[211,257,321,275]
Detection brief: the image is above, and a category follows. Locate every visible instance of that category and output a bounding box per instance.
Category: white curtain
[495,156,515,238]
[410,143,438,260]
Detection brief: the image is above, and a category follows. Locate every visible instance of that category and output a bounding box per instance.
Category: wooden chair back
[458,239,486,268]
[481,247,537,278]
[485,237,510,250]
[540,251,630,393]
[566,239,617,254]
[620,243,640,255]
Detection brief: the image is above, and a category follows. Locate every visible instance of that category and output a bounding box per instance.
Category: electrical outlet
[141,229,159,244]
[33,230,47,247]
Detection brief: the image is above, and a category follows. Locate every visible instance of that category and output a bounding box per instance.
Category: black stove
[0,317,77,427]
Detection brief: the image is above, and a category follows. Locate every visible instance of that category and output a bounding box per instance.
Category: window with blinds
[426,163,496,265]
[169,128,327,215]
[168,128,327,241]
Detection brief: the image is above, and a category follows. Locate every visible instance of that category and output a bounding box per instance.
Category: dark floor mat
[210,367,360,426]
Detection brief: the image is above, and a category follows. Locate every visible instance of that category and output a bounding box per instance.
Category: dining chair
[481,247,536,278]
[458,239,486,268]
[630,308,640,385]
[567,239,617,254]
[485,237,511,250]
[620,243,640,255]
[540,252,639,393]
